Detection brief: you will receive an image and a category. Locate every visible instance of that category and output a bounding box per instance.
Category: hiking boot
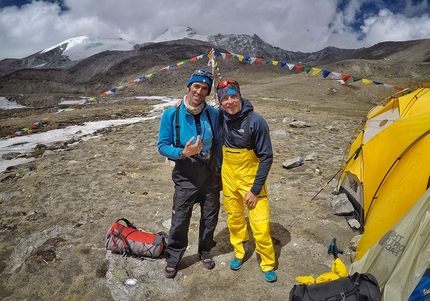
[230,257,243,271]
[264,270,277,282]
[165,266,177,279]
[200,253,215,270]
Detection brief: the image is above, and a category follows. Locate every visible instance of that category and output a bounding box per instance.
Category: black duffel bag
[289,272,381,301]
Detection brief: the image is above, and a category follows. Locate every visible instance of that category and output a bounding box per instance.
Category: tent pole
[310,169,342,202]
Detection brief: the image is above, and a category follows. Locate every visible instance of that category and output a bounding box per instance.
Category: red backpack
[105,218,167,259]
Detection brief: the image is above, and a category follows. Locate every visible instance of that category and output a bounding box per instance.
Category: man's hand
[182,135,202,157]
[244,191,258,209]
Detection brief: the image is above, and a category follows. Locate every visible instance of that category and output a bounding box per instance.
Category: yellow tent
[338,82,430,260]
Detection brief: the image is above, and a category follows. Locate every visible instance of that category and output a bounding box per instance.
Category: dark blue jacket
[222,97,273,195]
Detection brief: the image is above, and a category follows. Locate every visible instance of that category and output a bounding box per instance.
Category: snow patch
[0,97,27,110]
[0,96,177,173]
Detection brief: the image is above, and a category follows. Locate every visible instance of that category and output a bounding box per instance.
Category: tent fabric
[338,83,430,260]
[349,188,430,301]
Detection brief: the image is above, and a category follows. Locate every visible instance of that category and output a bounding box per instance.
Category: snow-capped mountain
[152,26,208,44]
[40,35,137,61]
[147,26,297,61]
[1,26,295,76]
[39,26,211,63]
[32,26,295,63]
[0,34,140,77]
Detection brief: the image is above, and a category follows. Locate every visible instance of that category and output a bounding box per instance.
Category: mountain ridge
[0,27,430,107]
[2,26,430,78]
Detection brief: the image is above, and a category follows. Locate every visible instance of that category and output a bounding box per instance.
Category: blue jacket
[222,97,273,195]
[158,100,223,170]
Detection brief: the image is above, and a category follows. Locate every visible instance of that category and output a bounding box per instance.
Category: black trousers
[165,158,220,268]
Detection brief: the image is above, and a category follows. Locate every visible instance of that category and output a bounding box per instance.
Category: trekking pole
[327,238,344,259]
[309,168,342,202]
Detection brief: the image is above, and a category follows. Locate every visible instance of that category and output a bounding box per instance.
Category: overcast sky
[0,0,430,60]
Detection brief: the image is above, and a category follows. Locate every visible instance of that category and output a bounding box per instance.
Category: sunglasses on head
[192,69,214,80]
[216,80,239,89]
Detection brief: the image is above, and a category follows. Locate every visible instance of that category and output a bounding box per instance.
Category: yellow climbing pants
[222,146,275,272]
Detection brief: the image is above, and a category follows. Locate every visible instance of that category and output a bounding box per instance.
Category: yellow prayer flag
[362,79,373,84]
[312,68,322,75]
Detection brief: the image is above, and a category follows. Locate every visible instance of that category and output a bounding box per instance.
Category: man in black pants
[157,69,222,278]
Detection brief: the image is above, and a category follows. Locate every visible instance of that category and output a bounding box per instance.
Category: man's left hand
[244,191,258,209]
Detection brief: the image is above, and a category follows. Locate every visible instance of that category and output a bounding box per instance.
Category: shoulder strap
[175,105,180,147]
[244,111,253,150]
[176,106,215,147]
[117,218,136,229]
[206,109,214,133]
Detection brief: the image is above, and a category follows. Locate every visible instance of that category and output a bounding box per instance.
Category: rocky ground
[0,71,423,300]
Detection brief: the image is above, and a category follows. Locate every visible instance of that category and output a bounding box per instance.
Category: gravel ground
[0,72,414,300]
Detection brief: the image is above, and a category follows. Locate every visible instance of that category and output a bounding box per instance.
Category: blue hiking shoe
[264,270,277,282]
[230,257,243,271]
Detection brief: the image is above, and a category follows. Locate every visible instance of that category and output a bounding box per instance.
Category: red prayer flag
[295,65,304,72]
[341,74,351,82]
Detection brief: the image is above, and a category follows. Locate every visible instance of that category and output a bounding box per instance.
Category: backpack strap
[174,105,214,147]
[153,232,168,246]
[116,218,136,229]
[122,229,139,255]
[244,111,253,150]
[205,109,213,132]
[111,225,135,257]
[175,105,181,147]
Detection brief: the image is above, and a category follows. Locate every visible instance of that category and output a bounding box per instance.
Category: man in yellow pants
[217,79,277,282]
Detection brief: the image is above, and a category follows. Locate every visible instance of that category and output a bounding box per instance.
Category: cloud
[0,2,64,52]
[0,0,430,60]
[361,8,430,45]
